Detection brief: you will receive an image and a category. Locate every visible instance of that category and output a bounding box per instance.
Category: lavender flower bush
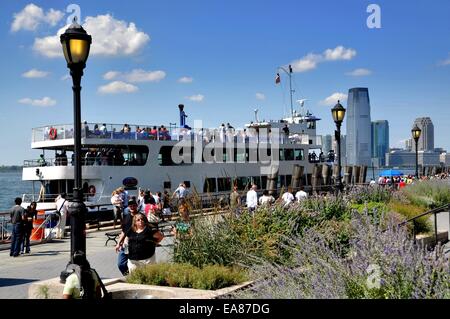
[233,212,450,299]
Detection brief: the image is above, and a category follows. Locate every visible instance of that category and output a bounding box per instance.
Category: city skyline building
[346,87,372,166]
[371,120,389,167]
[413,117,434,151]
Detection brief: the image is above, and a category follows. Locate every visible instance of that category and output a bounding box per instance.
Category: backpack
[66,264,111,299]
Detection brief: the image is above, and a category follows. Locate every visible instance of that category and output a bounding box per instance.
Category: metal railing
[398,203,450,246]
[31,123,321,146]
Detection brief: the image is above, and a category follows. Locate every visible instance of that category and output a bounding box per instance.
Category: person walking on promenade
[123,213,163,274]
[258,190,275,206]
[246,184,258,214]
[229,186,241,217]
[115,199,139,275]
[111,189,123,228]
[55,193,69,239]
[21,201,37,254]
[10,197,25,257]
[281,187,295,207]
[172,183,188,204]
[295,186,308,202]
[161,190,172,221]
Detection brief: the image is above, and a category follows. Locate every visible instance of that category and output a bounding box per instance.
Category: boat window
[307,121,316,129]
[203,178,216,193]
[294,149,304,160]
[261,176,268,189]
[285,175,292,187]
[217,177,232,192]
[158,146,193,166]
[163,181,171,189]
[284,149,294,161]
[279,149,285,161]
[278,175,285,188]
[235,177,249,190]
[235,148,246,162]
[78,145,148,166]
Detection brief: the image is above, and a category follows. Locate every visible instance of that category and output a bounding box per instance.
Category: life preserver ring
[88,185,96,196]
[49,128,57,140]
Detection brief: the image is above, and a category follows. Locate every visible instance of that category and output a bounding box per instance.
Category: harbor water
[0,171,32,211]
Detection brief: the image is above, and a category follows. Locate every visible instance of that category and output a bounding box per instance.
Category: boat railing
[32,123,319,145]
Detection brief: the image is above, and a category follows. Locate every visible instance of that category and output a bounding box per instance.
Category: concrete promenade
[0,229,173,299]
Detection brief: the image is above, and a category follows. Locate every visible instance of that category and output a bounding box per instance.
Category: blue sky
[0,0,449,165]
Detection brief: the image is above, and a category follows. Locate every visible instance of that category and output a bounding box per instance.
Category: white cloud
[98,81,138,94]
[186,94,204,102]
[60,74,70,81]
[18,97,56,107]
[124,69,165,83]
[255,93,266,100]
[324,46,357,61]
[103,71,121,80]
[22,69,49,78]
[290,46,356,73]
[346,68,372,76]
[33,14,150,58]
[319,92,348,106]
[291,53,321,72]
[178,76,193,83]
[11,4,64,32]
[102,69,166,83]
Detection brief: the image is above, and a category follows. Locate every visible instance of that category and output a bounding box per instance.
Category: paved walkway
[0,229,174,299]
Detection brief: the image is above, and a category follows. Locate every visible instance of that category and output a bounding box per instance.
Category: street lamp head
[411,124,421,141]
[331,100,346,125]
[60,17,92,68]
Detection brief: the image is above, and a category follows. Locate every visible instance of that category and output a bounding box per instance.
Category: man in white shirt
[259,190,275,206]
[281,187,295,207]
[246,184,258,213]
[295,186,308,202]
[56,193,69,239]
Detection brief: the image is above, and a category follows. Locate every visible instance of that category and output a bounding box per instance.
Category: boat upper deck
[31,122,322,147]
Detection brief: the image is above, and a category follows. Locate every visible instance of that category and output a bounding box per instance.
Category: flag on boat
[275,73,281,84]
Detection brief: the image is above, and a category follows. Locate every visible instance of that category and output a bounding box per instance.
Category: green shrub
[401,180,450,208]
[126,263,247,290]
[387,202,431,233]
[174,197,353,268]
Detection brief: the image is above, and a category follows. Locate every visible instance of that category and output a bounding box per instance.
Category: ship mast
[278,64,295,119]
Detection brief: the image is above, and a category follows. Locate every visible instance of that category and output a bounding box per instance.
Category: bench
[104,230,121,246]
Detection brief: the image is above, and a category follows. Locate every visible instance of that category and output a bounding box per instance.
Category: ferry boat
[21,103,326,212]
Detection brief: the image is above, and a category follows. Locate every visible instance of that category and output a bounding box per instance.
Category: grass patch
[126,263,247,290]
[387,201,431,233]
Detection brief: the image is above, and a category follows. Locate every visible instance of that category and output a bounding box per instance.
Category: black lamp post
[331,100,346,192]
[411,124,422,179]
[59,17,91,281]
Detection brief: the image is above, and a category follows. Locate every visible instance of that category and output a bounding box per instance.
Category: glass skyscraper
[371,120,389,167]
[346,88,372,166]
